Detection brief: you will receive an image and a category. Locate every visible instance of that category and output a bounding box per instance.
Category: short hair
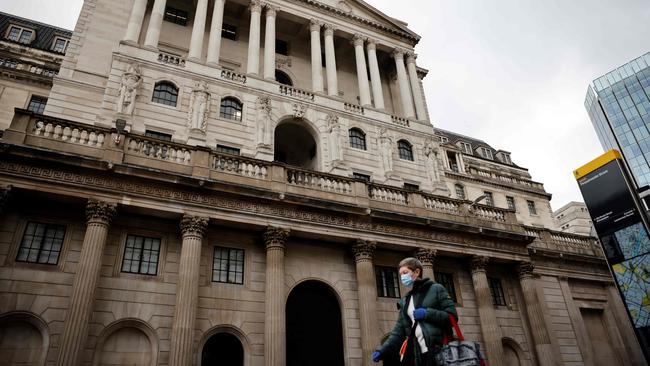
[398,257,423,278]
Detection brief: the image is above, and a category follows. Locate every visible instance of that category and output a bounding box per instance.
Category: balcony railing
[279,85,314,101]
[158,52,185,67]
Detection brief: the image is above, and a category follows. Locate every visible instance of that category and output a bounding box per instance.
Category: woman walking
[372,257,458,366]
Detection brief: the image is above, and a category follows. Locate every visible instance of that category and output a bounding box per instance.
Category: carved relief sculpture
[424,137,442,184]
[257,96,272,146]
[327,114,342,163]
[116,64,142,116]
[293,103,307,118]
[187,81,210,132]
[379,128,394,176]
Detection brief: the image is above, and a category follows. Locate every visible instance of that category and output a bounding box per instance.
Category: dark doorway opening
[274,119,317,170]
[286,280,344,366]
[201,332,244,366]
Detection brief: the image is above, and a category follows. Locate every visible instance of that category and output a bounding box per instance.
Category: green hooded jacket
[377,278,458,365]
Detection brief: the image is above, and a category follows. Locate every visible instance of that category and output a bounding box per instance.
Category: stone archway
[201,332,244,366]
[0,312,48,366]
[93,319,158,366]
[286,280,344,366]
[274,118,319,170]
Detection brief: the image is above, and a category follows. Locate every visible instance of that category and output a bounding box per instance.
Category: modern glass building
[585,52,650,190]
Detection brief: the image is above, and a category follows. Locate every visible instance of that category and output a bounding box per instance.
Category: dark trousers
[421,351,436,366]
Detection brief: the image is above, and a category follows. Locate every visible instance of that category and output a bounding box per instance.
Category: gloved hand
[372,351,382,362]
[413,307,426,320]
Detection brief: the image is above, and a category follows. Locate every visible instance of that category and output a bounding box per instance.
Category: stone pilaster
[168,215,209,366]
[353,34,372,106]
[414,248,436,280]
[352,239,380,366]
[246,0,263,75]
[264,226,290,366]
[56,200,117,366]
[143,0,167,49]
[470,255,504,366]
[323,24,338,97]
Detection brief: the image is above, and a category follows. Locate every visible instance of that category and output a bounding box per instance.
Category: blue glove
[372,351,382,362]
[413,307,426,320]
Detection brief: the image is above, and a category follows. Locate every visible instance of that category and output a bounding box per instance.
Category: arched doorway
[0,318,45,365]
[274,119,318,170]
[201,332,244,366]
[96,327,153,365]
[286,280,344,366]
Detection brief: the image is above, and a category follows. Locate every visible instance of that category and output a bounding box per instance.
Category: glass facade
[585,52,650,188]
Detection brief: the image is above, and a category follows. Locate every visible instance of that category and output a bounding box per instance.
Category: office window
[145,130,172,141]
[488,277,507,306]
[349,128,367,150]
[212,246,244,284]
[219,97,243,121]
[16,222,65,265]
[506,196,516,211]
[484,191,494,207]
[435,272,457,302]
[222,23,237,40]
[478,147,493,159]
[398,140,414,161]
[7,26,34,44]
[353,173,370,182]
[163,7,188,26]
[276,39,289,56]
[216,144,240,155]
[404,183,419,191]
[27,96,47,114]
[455,184,465,200]
[152,81,179,107]
[459,142,472,155]
[52,37,69,53]
[121,235,161,275]
[375,265,400,298]
[527,200,537,215]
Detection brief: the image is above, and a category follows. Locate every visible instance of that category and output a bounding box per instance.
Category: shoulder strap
[442,314,464,344]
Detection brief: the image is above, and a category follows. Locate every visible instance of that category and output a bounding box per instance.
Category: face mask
[401,273,414,287]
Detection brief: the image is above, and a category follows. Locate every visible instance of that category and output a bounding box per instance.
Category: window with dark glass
[52,38,68,53]
[375,265,400,298]
[152,82,178,107]
[16,222,65,265]
[460,142,472,155]
[353,173,370,182]
[479,147,493,159]
[447,151,459,172]
[7,26,20,41]
[276,39,289,56]
[527,200,537,215]
[484,191,494,207]
[27,96,47,114]
[19,29,33,44]
[216,144,240,155]
[404,183,419,191]
[219,97,243,121]
[455,184,465,200]
[488,277,507,306]
[349,128,366,150]
[222,24,237,40]
[275,70,292,86]
[435,272,457,302]
[121,235,161,275]
[163,7,188,26]
[506,196,516,211]
[398,140,414,161]
[212,246,244,284]
[145,130,172,141]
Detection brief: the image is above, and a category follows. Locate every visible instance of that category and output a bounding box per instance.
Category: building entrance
[286,280,344,366]
[274,119,318,170]
[201,332,243,366]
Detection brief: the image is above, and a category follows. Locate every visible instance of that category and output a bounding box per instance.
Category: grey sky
[2,0,649,210]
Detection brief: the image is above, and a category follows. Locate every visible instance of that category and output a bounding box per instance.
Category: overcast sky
[2,0,649,211]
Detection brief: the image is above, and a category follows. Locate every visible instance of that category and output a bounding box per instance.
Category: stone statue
[188,81,210,132]
[327,114,341,162]
[379,128,394,175]
[424,137,441,183]
[116,64,142,115]
[257,96,272,146]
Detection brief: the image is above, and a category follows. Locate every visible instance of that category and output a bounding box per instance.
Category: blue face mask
[401,273,414,287]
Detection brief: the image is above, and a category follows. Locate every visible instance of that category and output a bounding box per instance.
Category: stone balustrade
[126,136,192,165]
[220,69,247,84]
[391,115,410,127]
[33,119,106,148]
[422,194,462,215]
[471,204,507,222]
[213,153,268,179]
[368,184,408,205]
[287,168,353,194]
[158,52,186,67]
[344,102,365,115]
[279,85,315,101]
[466,167,545,191]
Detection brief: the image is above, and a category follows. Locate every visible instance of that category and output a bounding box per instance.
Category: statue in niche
[116,63,142,115]
[379,128,394,175]
[188,81,210,132]
[327,114,341,162]
[257,96,272,146]
[424,137,442,183]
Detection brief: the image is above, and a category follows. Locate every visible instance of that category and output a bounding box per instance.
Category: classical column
[310,19,324,93]
[406,52,426,120]
[393,49,416,118]
[168,215,209,366]
[415,248,436,280]
[353,239,380,365]
[56,200,117,366]
[518,262,558,366]
[264,226,290,366]
[206,0,226,65]
[470,256,504,366]
[144,0,167,49]
[246,0,263,75]
[123,0,148,44]
[188,0,209,61]
[262,5,277,80]
[366,39,385,109]
[353,34,372,107]
[323,24,338,97]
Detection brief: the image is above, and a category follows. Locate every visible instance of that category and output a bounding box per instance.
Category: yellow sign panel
[574,149,623,180]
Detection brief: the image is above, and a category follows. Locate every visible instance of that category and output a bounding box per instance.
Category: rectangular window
[216,144,240,155]
[353,173,370,182]
[479,147,493,159]
[27,96,47,114]
[52,37,69,53]
[404,183,419,191]
[447,151,459,172]
[222,24,237,40]
[484,191,494,207]
[16,222,65,265]
[212,246,244,284]
[7,26,20,41]
[501,154,512,165]
[435,272,457,302]
[163,7,188,26]
[506,196,516,211]
[276,39,289,56]
[145,130,172,141]
[527,200,537,215]
[455,184,465,200]
[121,235,161,275]
[19,29,32,43]
[488,277,507,306]
[375,265,400,298]
[438,135,449,143]
[460,142,472,155]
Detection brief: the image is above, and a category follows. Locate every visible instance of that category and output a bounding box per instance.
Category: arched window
[151,81,178,107]
[348,128,366,150]
[398,140,413,161]
[454,184,465,200]
[275,70,293,86]
[220,97,243,121]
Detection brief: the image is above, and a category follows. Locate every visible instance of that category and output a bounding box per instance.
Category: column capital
[180,215,209,237]
[518,262,535,280]
[352,33,366,47]
[352,239,376,262]
[470,255,490,273]
[265,3,279,16]
[392,47,407,59]
[264,226,290,251]
[309,18,322,32]
[366,38,378,51]
[405,51,417,63]
[323,23,336,36]
[85,199,117,225]
[250,0,263,13]
[414,248,437,264]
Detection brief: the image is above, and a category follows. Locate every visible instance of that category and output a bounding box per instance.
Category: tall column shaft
[393,49,415,118]
[144,0,167,49]
[406,53,426,120]
[56,201,116,366]
[310,20,324,92]
[168,216,209,366]
[264,227,290,366]
[124,0,148,44]
[470,256,504,365]
[206,0,226,65]
[415,248,436,280]
[188,0,209,61]
[353,240,380,366]
[263,5,277,80]
[366,40,385,109]
[353,34,372,107]
[324,25,338,97]
[246,1,262,75]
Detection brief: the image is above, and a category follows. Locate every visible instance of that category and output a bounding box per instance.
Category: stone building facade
[0,1,645,365]
[552,202,595,237]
